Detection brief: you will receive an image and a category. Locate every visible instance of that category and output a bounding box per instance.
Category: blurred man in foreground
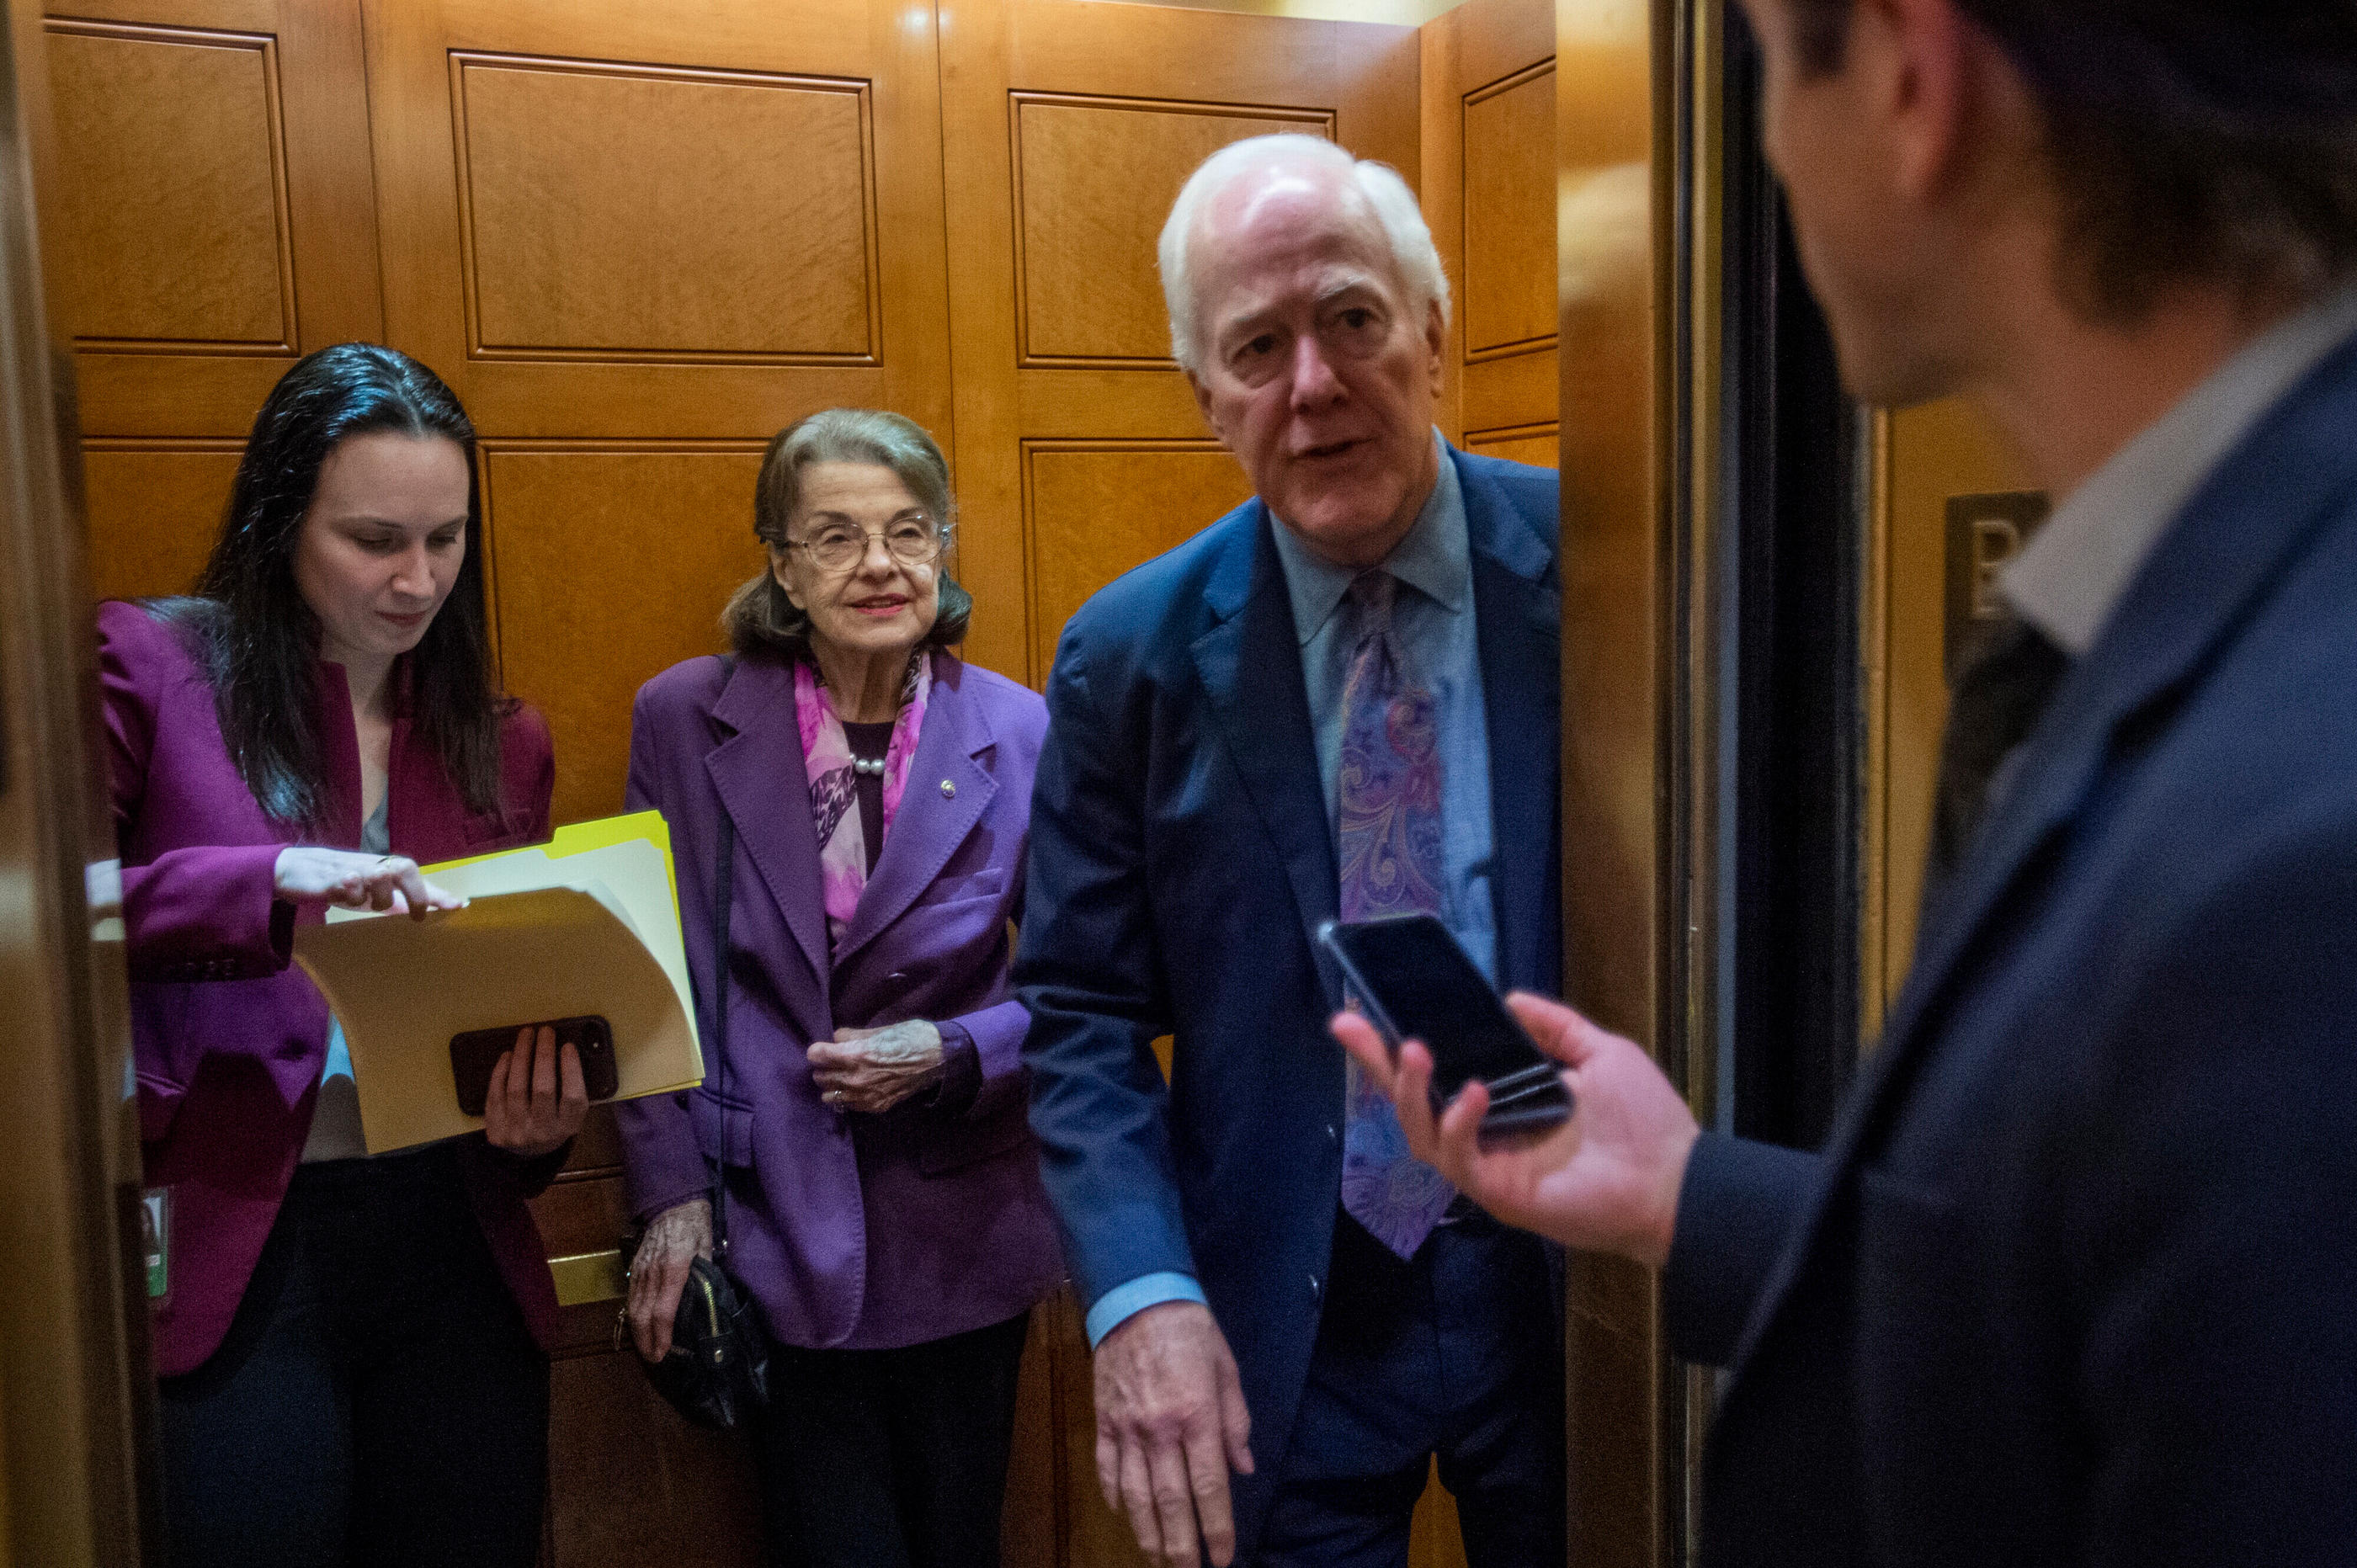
[1342,1,2357,1564]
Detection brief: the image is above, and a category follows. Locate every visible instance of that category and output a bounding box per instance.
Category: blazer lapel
[313,659,364,848]
[703,656,832,988]
[1460,452,1562,995]
[832,653,997,965]
[1191,504,1345,1008]
[1726,330,2357,1379]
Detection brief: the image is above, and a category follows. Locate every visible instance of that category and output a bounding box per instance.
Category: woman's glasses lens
[801,521,944,573]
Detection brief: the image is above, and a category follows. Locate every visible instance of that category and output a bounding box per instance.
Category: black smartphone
[449,1015,620,1118]
[1317,914,1572,1137]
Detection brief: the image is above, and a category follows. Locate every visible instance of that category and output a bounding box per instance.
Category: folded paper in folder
[292,811,705,1154]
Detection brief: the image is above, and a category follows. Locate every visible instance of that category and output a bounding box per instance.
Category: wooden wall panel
[1421,0,1556,465]
[939,0,1419,683]
[1461,343,1559,439]
[363,0,953,442]
[45,0,385,439]
[1023,442,1252,673]
[455,56,876,360]
[1464,424,1558,470]
[482,445,767,826]
[528,1167,634,1262]
[531,1108,764,1568]
[543,1347,765,1568]
[1014,96,1327,366]
[78,443,239,602]
[46,22,291,351]
[1461,62,1555,359]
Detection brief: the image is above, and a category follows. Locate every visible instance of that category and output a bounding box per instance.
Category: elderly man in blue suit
[1016,135,1564,1568]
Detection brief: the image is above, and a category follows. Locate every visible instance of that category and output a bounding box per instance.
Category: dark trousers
[754,1310,1031,1568]
[157,1145,549,1568]
[1255,1209,1567,1568]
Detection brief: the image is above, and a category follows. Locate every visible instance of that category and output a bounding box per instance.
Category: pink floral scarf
[794,651,932,954]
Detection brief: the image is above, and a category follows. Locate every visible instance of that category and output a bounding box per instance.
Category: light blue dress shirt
[1270,432,1498,982]
[300,793,386,1163]
[1085,434,1499,1347]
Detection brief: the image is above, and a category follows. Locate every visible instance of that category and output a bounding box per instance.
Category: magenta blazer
[99,599,562,1376]
[615,649,1062,1351]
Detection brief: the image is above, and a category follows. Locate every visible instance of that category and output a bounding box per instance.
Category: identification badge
[141,1187,170,1302]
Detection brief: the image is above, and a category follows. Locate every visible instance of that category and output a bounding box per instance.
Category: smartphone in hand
[449,1015,619,1118]
[1318,914,1572,1138]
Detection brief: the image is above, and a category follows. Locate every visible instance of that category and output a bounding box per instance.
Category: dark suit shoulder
[1452,455,1561,600]
[1455,448,1560,505]
[635,651,737,720]
[1055,500,1260,665]
[936,653,1048,754]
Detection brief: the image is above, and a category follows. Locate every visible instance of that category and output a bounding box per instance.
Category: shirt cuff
[1085,1273,1206,1348]
[926,1020,982,1115]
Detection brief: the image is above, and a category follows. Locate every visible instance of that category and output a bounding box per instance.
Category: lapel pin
[939,779,956,798]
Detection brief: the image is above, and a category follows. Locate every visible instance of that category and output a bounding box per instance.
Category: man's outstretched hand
[1093,1300,1254,1567]
[1330,992,1699,1268]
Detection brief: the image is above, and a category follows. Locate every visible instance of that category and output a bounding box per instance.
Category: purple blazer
[616,649,1062,1350]
[98,599,562,1376]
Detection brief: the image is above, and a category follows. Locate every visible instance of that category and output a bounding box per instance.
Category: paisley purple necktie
[1334,571,1456,1258]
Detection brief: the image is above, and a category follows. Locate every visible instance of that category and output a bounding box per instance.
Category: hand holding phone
[1317,914,1572,1137]
[450,1014,620,1118]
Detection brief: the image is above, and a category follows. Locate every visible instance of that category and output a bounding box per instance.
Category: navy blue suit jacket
[1668,340,2357,1564]
[1017,448,1561,1549]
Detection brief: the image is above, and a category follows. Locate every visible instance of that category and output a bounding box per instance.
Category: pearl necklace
[851,755,886,776]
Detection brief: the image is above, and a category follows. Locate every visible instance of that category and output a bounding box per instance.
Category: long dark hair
[722,408,972,662]
[153,343,506,827]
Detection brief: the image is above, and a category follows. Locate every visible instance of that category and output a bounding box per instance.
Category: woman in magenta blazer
[104,344,587,1568]
[619,410,1061,1568]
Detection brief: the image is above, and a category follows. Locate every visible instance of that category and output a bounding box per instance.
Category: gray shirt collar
[1269,430,1470,646]
[2004,281,2357,656]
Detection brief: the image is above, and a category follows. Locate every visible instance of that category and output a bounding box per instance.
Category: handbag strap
[710,655,737,1259]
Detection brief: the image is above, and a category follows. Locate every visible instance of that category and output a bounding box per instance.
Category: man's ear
[1187,369,1225,444]
[1423,298,1447,393]
[1871,0,1974,208]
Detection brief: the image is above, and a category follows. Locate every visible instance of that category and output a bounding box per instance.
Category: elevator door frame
[0,1,157,1561]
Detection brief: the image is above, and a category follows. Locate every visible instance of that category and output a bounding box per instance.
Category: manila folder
[295,879,701,1155]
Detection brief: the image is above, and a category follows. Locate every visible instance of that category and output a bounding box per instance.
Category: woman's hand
[481,1024,588,1161]
[806,1020,945,1114]
[274,845,465,919]
[627,1197,714,1362]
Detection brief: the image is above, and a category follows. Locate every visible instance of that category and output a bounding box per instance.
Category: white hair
[1157,133,1450,375]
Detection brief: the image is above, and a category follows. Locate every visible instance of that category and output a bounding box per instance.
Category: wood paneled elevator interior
[30,0,1560,1562]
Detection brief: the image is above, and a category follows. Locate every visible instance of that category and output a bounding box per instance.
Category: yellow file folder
[291,810,705,1155]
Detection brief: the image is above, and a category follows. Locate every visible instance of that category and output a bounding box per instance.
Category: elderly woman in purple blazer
[104,345,588,1567]
[620,408,1061,1568]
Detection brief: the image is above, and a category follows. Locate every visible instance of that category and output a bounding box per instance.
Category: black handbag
[638,1250,767,1430]
[625,710,771,1429]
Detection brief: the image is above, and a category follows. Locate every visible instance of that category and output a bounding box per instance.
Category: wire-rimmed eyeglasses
[780,517,950,576]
